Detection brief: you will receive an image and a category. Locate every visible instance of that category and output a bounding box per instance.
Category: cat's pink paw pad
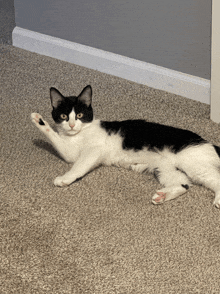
[31,113,41,123]
[152,191,166,204]
[31,113,48,126]
[155,192,166,202]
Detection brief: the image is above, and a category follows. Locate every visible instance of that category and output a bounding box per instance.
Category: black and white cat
[31,85,220,208]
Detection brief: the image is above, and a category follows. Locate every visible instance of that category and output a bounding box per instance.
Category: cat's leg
[54,148,102,187]
[152,163,191,205]
[31,113,76,163]
[186,167,220,208]
[177,144,220,208]
[183,166,220,208]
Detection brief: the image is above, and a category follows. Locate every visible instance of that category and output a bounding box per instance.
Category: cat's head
[50,85,93,135]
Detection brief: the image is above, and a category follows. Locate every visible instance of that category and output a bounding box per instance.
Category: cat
[31,85,220,208]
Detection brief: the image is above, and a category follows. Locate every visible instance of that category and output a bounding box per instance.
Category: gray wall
[0,0,16,44]
[14,0,211,79]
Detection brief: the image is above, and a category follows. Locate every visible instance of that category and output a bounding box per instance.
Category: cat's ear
[78,85,92,107]
[50,87,64,108]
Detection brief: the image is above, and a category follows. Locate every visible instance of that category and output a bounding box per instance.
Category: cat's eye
[60,114,67,120]
[77,113,83,119]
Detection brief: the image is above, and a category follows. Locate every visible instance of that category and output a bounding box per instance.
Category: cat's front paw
[31,113,51,134]
[54,175,73,187]
[31,113,45,125]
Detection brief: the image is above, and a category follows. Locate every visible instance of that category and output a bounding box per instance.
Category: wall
[210,0,220,122]
[0,0,16,44]
[14,0,211,80]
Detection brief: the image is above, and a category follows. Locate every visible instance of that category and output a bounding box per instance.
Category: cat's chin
[66,129,81,136]
[56,124,81,136]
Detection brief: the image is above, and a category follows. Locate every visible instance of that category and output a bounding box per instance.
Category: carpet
[1,44,220,294]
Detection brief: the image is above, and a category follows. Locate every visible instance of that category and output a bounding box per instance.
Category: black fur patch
[50,87,93,124]
[51,97,93,124]
[214,145,220,157]
[39,118,45,125]
[101,120,207,153]
[153,168,160,180]
[182,184,189,190]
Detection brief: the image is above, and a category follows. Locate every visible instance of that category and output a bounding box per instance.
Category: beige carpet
[1,44,220,294]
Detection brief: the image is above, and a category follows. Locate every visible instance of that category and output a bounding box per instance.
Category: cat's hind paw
[152,191,167,204]
[213,194,220,209]
[152,185,189,205]
[214,202,220,209]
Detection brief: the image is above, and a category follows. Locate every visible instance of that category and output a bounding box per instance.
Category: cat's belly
[103,147,163,171]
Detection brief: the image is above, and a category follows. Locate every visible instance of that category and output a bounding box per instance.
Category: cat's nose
[69,124,75,128]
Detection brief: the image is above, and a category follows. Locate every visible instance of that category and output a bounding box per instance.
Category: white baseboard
[12,26,210,104]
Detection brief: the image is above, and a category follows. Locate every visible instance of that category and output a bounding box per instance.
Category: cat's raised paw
[31,113,51,133]
[31,113,44,124]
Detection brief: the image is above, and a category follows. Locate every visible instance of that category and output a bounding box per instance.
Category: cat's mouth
[67,128,80,135]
